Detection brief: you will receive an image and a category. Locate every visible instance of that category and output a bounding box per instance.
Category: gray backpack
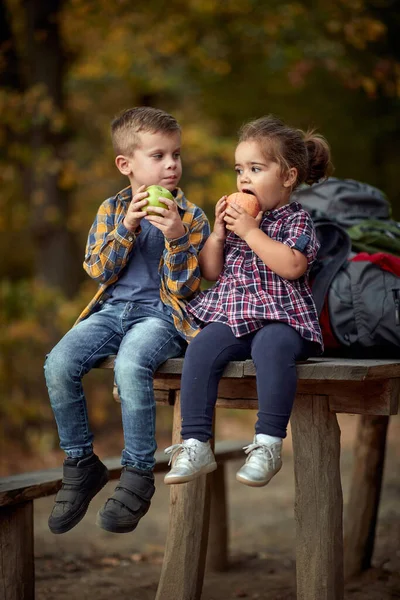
[292,177,390,227]
[311,220,400,358]
[327,258,400,358]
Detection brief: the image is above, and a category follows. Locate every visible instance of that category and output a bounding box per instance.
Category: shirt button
[128,236,134,242]
[99,300,103,305]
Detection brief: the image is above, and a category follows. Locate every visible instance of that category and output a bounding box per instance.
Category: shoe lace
[242,442,277,465]
[164,443,197,466]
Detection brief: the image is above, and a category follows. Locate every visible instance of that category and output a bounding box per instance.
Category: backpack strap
[311,220,352,315]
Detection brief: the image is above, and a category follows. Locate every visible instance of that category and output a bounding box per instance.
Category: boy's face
[118,130,182,192]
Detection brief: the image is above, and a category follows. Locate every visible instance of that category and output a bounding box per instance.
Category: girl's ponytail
[304,131,333,185]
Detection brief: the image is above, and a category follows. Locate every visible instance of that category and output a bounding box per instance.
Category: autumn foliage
[1,0,400,457]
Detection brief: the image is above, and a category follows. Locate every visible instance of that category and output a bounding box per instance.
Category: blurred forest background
[1,0,400,473]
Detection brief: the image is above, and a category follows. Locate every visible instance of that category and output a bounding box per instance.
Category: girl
[164,115,332,487]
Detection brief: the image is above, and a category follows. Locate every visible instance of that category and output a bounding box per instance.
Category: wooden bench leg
[155,392,211,600]
[344,414,389,579]
[291,394,344,600]
[0,501,34,600]
[206,463,228,572]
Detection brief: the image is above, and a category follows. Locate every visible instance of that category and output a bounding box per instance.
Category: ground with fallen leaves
[25,414,400,599]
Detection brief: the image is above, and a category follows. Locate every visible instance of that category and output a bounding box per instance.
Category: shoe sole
[95,512,144,534]
[236,464,282,488]
[48,469,110,535]
[164,461,218,485]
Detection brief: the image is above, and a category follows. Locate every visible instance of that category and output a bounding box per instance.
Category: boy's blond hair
[111,107,181,156]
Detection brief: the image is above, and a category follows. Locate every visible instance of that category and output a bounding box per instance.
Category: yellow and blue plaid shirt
[76,186,210,341]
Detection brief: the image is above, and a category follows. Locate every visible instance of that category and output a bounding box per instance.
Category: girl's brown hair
[238,115,333,188]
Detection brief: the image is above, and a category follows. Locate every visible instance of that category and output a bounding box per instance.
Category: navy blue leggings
[180,322,314,441]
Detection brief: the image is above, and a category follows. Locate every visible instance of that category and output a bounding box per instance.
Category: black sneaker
[96,467,155,534]
[48,453,109,534]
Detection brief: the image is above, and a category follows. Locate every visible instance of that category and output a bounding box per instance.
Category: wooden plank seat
[99,356,400,600]
[0,440,245,600]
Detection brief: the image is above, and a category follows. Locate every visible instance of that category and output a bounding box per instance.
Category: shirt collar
[262,201,302,221]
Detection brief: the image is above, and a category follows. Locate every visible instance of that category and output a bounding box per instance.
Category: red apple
[226,192,261,218]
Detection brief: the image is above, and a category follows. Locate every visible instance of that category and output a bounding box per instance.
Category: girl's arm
[243,229,307,280]
[199,196,227,281]
[224,202,313,280]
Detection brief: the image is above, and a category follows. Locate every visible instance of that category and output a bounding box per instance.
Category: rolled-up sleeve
[83,199,137,283]
[162,208,210,299]
[282,211,319,265]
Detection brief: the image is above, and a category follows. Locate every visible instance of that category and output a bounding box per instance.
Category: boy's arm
[162,208,211,299]
[83,199,138,283]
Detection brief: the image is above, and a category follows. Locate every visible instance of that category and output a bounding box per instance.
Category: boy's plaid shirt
[188,202,323,350]
[76,186,210,341]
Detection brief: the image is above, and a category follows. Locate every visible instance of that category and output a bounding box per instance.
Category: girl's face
[234,140,296,212]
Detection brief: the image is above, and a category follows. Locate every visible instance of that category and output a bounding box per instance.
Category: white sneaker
[236,435,282,487]
[164,438,217,485]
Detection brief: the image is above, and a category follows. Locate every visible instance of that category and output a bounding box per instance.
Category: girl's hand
[144,196,186,241]
[123,185,149,232]
[224,202,263,239]
[212,196,228,243]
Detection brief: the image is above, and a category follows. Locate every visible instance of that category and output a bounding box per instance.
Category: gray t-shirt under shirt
[107,219,172,319]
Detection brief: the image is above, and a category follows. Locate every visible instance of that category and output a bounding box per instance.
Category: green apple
[143,185,174,215]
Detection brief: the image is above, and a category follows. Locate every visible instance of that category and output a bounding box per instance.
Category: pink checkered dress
[188,202,323,350]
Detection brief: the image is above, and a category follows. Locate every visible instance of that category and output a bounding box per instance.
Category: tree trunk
[23,0,82,296]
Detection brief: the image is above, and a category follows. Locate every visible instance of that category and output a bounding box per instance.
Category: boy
[44,107,210,534]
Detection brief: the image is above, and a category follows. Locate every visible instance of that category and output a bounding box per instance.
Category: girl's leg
[180,322,251,440]
[236,323,310,488]
[164,322,250,485]
[251,322,309,438]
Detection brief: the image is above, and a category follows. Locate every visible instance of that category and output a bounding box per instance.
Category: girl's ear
[283,167,297,188]
[115,155,132,176]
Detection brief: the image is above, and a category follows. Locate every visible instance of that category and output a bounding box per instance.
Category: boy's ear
[283,167,297,188]
[115,155,132,176]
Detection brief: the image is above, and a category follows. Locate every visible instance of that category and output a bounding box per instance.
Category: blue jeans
[180,322,315,440]
[44,302,187,471]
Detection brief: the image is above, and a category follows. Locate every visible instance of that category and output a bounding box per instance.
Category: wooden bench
[102,356,399,600]
[0,440,245,600]
[1,357,399,600]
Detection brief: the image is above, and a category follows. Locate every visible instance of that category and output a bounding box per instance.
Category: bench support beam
[155,393,212,600]
[344,414,389,579]
[291,394,344,600]
[0,501,34,600]
[206,464,228,572]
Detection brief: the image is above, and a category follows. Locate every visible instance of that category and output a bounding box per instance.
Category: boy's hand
[123,185,149,232]
[224,202,263,239]
[212,196,228,243]
[144,197,186,241]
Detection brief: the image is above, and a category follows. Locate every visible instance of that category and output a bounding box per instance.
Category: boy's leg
[44,305,124,457]
[165,322,250,484]
[44,304,124,533]
[236,322,309,487]
[97,312,186,533]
